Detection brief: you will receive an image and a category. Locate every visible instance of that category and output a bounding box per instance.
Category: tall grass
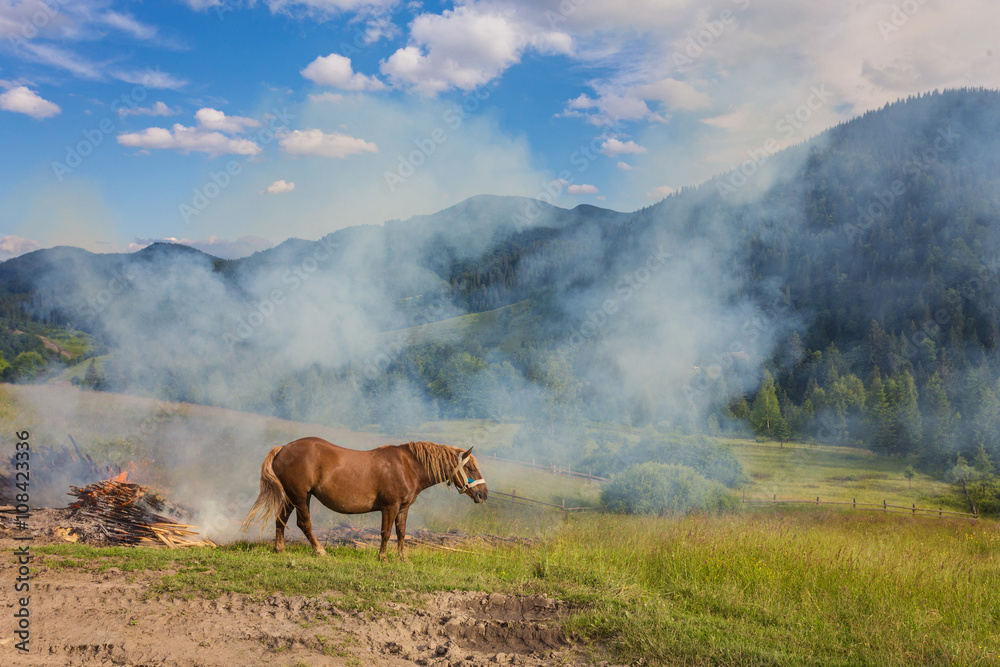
[36,508,999,666]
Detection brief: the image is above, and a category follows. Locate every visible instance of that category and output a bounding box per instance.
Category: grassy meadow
[35,507,1000,666]
[5,383,998,664]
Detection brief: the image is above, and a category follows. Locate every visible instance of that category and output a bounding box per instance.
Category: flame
[108,461,138,484]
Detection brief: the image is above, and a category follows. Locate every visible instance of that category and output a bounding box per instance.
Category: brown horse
[241,437,488,560]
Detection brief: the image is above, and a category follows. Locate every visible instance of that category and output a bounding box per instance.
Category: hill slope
[3,88,1000,479]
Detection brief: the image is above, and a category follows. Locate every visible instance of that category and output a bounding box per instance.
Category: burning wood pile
[67,473,216,549]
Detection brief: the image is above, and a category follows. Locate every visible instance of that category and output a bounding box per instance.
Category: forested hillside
[3,88,1000,493]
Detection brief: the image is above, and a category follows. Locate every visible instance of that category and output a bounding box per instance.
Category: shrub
[601,462,739,516]
[589,434,748,488]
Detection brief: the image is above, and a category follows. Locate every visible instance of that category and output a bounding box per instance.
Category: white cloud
[381,5,572,94]
[263,0,396,15]
[617,161,635,170]
[701,105,756,131]
[262,179,296,195]
[600,138,647,157]
[567,183,599,195]
[180,0,225,9]
[308,92,347,104]
[119,101,180,117]
[194,107,261,133]
[0,85,60,119]
[279,128,378,158]
[20,43,102,79]
[638,78,711,111]
[0,235,41,261]
[116,107,264,156]
[646,185,676,199]
[118,124,261,156]
[111,67,188,90]
[301,53,386,91]
[100,11,157,40]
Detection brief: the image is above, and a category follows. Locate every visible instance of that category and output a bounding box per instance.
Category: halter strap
[449,451,485,493]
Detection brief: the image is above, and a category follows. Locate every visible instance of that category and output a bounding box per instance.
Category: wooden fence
[479,454,979,520]
[489,490,598,512]
[743,493,979,519]
[479,453,609,483]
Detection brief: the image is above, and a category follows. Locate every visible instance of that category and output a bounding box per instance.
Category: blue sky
[1,0,998,259]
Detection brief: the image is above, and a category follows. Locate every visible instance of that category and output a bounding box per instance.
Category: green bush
[585,434,748,488]
[600,462,739,516]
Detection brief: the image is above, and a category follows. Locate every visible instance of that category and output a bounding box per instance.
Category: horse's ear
[464,446,474,457]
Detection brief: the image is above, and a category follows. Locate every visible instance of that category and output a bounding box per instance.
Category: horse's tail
[241,446,290,533]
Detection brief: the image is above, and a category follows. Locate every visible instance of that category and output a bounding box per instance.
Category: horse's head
[452,446,488,503]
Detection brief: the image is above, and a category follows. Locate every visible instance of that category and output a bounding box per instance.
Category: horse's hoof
[315,548,327,556]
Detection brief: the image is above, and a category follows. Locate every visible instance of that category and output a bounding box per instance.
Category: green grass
[725,438,960,509]
[32,509,999,666]
[43,328,95,359]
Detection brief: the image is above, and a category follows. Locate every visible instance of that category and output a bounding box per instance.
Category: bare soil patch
[0,564,593,666]
[1,515,606,666]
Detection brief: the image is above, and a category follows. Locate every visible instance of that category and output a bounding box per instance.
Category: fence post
[853,498,856,509]
[773,493,776,502]
[912,503,916,515]
[561,499,566,511]
[883,499,886,512]
[939,507,942,517]
[816,496,819,505]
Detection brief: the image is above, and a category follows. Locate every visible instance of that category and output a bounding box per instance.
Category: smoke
[14,89,1000,534]
[14,154,811,532]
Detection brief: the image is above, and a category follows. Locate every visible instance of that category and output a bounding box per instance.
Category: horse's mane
[403,441,473,484]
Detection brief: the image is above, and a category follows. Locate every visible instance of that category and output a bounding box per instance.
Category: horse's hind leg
[379,505,400,561]
[292,494,326,556]
[394,506,410,562]
[274,503,293,554]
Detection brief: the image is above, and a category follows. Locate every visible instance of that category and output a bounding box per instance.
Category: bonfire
[67,471,216,549]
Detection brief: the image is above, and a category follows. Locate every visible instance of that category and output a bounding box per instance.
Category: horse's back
[272,437,399,513]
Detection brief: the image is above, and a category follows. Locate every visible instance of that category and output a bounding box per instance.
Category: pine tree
[750,370,785,444]
[84,359,99,388]
[920,371,956,461]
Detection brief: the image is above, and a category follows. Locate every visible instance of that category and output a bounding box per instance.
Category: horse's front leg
[394,506,410,562]
[379,505,399,561]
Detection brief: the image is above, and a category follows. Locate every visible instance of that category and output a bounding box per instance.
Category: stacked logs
[67,478,216,549]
